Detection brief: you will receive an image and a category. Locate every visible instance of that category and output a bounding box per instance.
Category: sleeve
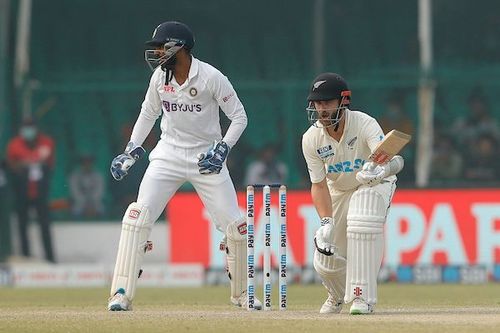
[130,71,163,146]
[210,71,247,148]
[364,117,385,153]
[302,134,326,183]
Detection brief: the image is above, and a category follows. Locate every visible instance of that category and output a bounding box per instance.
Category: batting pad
[313,249,347,303]
[226,218,247,299]
[345,187,387,305]
[110,202,153,301]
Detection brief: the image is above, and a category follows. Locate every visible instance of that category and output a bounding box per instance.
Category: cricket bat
[369,129,412,165]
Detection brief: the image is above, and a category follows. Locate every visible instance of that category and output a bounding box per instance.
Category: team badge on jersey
[346,136,358,150]
[189,87,197,97]
[317,145,334,159]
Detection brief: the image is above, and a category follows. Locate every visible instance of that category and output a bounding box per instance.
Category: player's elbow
[311,178,328,191]
[389,155,404,175]
[237,113,248,129]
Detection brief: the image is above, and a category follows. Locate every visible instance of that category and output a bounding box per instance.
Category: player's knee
[313,249,346,276]
[226,217,247,242]
[123,202,153,229]
[347,187,387,226]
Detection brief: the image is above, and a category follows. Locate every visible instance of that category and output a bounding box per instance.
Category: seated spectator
[463,134,500,183]
[245,145,288,186]
[69,154,105,218]
[430,134,463,183]
[452,88,500,144]
[379,92,414,136]
[379,91,415,185]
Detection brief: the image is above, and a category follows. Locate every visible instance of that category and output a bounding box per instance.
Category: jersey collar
[188,55,199,80]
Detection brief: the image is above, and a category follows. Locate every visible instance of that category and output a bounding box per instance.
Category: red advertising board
[167,189,500,269]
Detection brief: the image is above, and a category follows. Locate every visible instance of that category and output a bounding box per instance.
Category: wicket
[246,184,287,311]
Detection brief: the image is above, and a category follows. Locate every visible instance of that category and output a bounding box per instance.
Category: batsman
[302,73,409,314]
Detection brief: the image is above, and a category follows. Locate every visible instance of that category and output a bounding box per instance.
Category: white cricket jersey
[302,109,395,192]
[130,56,247,149]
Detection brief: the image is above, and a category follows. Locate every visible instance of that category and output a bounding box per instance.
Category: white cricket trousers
[136,141,243,233]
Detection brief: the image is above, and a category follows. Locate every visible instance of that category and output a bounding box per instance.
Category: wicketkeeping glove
[197,141,230,175]
[314,217,336,256]
[110,142,146,181]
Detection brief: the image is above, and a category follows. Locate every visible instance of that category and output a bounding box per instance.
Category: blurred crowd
[0,86,499,263]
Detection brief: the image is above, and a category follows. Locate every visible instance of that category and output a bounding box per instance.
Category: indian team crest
[189,87,197,97]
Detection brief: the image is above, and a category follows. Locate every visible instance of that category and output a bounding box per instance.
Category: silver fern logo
[347,136,358,149]
[313,80,327,90]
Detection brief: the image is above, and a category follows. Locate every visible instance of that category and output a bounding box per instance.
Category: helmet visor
[305,95,349,128]
[144,40,184,71]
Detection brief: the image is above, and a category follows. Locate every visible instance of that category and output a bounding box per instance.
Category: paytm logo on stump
[162,100,202,112]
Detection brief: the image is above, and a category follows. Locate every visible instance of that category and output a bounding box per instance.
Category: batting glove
[197,141,230,175]
[314,217,336,256]
[355,161,390,187]
[110,142,146,181]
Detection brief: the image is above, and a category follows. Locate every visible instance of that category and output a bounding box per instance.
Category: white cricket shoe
[108,288,132,311]
[349,298,374,315]
[231,291,263,310]
[319,294,343,314]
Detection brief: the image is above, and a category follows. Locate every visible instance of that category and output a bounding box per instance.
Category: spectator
[463,134,500,183]
[0,158,12,262]
[452,88,500,144]
[379,92,415,185]
[69,154,105,218]
[430,134,463,184]
[245,145,288,186]
[379,92,414,136]
[6,118,56,262]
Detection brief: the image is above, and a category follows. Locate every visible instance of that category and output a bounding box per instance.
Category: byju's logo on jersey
[162,101,202,112]
[346,136,358,150]
[317,145,334,159]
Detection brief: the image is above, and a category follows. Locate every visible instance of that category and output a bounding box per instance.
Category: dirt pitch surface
[1,284,499,333]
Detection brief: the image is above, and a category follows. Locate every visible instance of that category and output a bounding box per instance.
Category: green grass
[1,284,500,333]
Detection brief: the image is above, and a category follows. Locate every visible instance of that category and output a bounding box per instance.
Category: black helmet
[145,21,195,50]
[144,21,195,72]
[305,73,351,129]
[307,72,351,103]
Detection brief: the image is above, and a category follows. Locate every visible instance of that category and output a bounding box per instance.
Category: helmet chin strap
[333,109,344,132]
[162,56,177,84]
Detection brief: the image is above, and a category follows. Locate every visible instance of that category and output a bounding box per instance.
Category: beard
[161,55,177,71]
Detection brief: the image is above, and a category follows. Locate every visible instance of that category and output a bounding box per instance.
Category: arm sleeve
[210,72,247,148]
[364,117,385,153]
[130,71,163,147]
[387,155,404,175]
[302,135,326,183]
